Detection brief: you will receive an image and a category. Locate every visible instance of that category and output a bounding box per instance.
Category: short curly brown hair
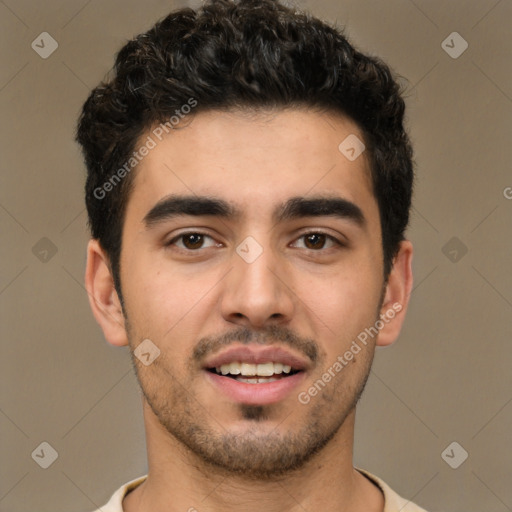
[76,0,414,297]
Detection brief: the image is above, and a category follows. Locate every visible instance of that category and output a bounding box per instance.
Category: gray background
[1,0,511,511]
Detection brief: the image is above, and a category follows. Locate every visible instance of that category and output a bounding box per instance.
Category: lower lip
[204,370,306,405]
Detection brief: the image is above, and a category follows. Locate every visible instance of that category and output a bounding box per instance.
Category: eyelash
[166,231,345,253]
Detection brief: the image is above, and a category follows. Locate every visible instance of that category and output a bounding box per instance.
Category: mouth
[207,361,301,384]
[202,345,309,405]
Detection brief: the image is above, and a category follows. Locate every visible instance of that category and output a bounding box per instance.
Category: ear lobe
[376,240,413,348]
[84,239,129,347]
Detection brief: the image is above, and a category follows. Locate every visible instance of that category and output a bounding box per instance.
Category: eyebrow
[143,194,366,229]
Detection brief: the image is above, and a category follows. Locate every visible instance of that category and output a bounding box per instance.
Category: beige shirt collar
[93,468,428,512]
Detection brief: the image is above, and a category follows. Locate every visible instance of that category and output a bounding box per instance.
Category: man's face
[118,109,386,477]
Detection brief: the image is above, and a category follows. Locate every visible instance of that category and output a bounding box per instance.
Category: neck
[123,400,384,512]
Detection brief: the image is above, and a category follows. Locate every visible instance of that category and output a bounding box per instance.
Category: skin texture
[85,109,413,512]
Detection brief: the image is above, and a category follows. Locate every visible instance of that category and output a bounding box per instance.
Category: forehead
[126,108,377,226]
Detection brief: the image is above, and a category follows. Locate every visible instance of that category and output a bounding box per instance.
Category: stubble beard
[129,337,374,481]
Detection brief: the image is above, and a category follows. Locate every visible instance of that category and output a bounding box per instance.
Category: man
[76,0,426,510]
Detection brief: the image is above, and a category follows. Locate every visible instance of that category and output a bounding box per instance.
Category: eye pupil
[305,233,326,250]
[183,234,204,249]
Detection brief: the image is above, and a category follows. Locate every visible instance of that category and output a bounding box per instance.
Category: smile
[202,344,309,405]
[209,361,299,383]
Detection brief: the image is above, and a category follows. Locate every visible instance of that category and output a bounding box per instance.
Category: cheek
[122,256,219,343]
[295,266,381,347]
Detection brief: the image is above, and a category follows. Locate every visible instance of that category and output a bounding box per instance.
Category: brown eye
[181,233,205,250]
[304,233,328,250]
[293,232,340,251]
[167,232,219,251]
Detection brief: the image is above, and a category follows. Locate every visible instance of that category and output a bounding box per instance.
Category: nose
[220,237,295,329]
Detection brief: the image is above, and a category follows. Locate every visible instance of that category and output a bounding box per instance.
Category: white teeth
[240,363,257,376]
[237,377,280,384]
[214,361,296,377]
[229,362,241,375]
[256,362,274,376]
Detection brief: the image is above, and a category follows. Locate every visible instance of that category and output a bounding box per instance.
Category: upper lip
[203,345,310,371]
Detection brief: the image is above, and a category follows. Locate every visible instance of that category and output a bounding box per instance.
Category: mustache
[192,324,319,364]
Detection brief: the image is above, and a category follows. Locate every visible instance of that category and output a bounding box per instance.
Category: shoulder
[90,475,148,512]
[356,468,429,512]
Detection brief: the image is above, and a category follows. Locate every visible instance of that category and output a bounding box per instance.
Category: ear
[376,240,413,347]
[84,239,129,347]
